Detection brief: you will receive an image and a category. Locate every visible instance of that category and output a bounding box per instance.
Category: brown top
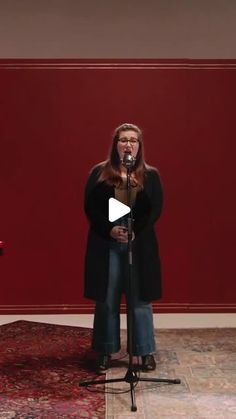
[115,175,139,206]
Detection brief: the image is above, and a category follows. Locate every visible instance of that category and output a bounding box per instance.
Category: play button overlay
[109,198,131,222]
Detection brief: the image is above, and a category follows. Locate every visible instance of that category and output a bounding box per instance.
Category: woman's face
[116,130,140,162]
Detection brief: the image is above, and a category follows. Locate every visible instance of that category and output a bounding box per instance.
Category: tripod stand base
[79,366,181,412]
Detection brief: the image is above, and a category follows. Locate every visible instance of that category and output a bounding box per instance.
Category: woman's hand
[110,226,135,243]
[110,226,128,242]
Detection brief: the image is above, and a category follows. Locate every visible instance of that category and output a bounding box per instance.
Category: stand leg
[139,377,181,384]
[130,381,137,412]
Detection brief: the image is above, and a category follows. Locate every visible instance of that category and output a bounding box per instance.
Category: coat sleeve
[84,166,114,239]
[133,169,163,235]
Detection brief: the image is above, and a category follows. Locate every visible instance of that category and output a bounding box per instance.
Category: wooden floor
[106,328,236,418]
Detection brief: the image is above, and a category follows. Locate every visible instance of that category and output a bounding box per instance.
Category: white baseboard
[0,313,236,328]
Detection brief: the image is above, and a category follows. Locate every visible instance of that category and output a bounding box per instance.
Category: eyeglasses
[118,137,139,145]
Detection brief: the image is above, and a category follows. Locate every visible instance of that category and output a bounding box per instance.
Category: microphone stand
[79,157,181,412]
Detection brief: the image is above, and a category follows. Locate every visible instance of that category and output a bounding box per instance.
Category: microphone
[121,151,136,170]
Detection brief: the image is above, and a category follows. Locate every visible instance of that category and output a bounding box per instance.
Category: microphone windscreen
[122,152,136,169]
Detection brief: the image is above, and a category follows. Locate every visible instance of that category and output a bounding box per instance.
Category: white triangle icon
[109,198,131,222]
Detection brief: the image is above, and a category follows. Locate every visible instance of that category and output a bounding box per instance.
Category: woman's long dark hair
[97,123,147,188]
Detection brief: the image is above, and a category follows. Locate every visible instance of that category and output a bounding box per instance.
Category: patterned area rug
[0,320,105,418]
[106,328,236,418]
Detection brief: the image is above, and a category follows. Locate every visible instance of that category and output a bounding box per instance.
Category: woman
[84,123,163,373]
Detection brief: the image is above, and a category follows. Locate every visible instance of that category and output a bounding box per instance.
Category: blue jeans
[92,241,156,356]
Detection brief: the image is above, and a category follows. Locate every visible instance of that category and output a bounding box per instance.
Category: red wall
[0,60,236,313]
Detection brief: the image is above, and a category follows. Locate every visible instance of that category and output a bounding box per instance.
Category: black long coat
[84,163,163,302]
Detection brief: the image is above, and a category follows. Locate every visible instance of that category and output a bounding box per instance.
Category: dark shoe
[141,354,156,371]
[96,354,111,373]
